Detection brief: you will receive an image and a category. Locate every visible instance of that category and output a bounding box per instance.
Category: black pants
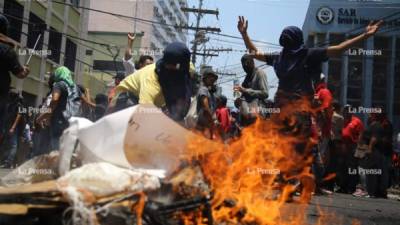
[364,150,390,197]
[337,143,358,193]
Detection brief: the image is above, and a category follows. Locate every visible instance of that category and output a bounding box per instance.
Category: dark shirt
[241,67,269,103]
[197,85,216,113]
[265,47,328,95]
[370,121,393,156]
[51,81,69,125]
[4,98,23,131]
[196,85,217,128]
[0,43,23,96]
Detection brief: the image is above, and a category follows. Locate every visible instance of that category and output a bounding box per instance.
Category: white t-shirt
[122,57,136,76]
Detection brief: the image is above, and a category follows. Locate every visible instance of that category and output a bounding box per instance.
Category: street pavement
[0,169,11,179]
[277,192,400,225]
[0,169,399,225]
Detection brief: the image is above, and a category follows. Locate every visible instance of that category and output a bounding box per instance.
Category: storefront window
[394,38,400,116]
[345,35,364,107]
[372,36,389,109]
[328,60,341,100]
[347,61,362,107]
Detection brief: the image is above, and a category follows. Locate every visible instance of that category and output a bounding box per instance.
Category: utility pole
[179,0,220,65]
[203,48,232,64]
[199,47,232,64]
[133,0,138,33]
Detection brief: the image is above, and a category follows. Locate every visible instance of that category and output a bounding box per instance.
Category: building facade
[88,0,189,63]
[302,0,400,129]
[0,0,89,106]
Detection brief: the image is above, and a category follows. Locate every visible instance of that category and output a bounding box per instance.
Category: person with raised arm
[123,33,154,75]
[237,16,383,102]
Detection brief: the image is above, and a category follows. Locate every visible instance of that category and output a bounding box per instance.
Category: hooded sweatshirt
[265,26,329,96]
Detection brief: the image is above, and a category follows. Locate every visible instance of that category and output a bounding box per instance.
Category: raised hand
[365,20,383,37]
[128,33,136,41]
[237,16,248,34]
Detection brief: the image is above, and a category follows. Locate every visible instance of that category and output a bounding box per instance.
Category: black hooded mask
[274,26,308,79]
[156,42,192,121]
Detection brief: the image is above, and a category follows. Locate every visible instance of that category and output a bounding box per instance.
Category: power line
[182,0,220,64]
[208,32,281,47]
[51,0,280,47]
[217,64,269,85]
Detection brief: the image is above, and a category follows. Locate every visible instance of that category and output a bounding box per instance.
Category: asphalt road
[279,192,400,225]
[308,193,400,225]
[0,169,399,225]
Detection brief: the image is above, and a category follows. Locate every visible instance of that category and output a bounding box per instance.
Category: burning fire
[184,98,330,225]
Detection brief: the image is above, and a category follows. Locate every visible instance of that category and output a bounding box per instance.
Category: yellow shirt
[115,63,166,107]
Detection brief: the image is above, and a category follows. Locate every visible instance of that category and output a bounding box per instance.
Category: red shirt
[315,83,333,138]
[216,107,231,132]
[316,83,333,110]
[342,115,364,144]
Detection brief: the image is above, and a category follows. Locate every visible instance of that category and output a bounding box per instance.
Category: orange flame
[184,98,338,224]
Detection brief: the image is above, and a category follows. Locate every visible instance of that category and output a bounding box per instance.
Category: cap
[202,68,218,80]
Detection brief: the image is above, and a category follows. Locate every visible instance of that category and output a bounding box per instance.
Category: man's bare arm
[327,20,383,57]
[9,114,22,134]
[124,33,135,61]
[238,16,267,62]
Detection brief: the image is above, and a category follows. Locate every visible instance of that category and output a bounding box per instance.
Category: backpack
[61,81,82,120]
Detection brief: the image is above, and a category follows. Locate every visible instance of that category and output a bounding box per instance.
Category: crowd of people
[0,13,399,198]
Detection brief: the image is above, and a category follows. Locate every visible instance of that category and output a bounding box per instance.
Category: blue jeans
[4,128,18,165]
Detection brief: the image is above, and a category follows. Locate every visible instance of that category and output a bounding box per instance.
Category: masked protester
[36,66,81,150]
[234,54,269,125]
[196,68,218,139]
[0,15,29,144]
[31,74,55,157]
[111,42,192,121]
[237,16,382,102]
[238,16,381,197]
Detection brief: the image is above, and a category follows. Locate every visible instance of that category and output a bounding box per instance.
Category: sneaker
[352,188,363,196]
[353,189,368,197]
[320,188,333,195]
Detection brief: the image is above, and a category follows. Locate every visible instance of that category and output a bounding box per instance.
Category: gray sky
[187,0,310,106]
